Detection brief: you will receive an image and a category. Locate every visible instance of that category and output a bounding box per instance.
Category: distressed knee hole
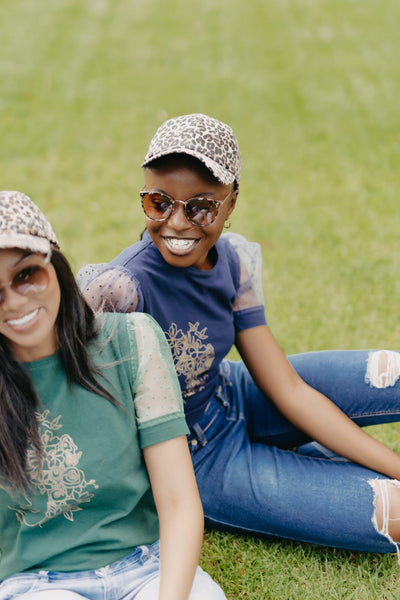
[370,479,400,544]
[365,350,400,388]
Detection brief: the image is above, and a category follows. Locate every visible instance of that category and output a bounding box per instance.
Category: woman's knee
[189,566,226,600]
[135,567,226,600]
[370,478,400,542]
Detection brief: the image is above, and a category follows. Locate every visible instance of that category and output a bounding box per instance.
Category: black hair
[0,249,118,491]
[144,153,239,191]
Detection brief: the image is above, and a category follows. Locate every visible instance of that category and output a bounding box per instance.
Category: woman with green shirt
[0,191,225,600]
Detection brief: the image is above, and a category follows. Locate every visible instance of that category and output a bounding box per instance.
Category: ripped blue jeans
[189,350,400,554]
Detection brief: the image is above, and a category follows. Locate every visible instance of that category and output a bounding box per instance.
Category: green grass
[1,0,400,597]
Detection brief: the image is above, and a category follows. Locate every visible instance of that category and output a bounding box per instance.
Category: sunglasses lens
[142,193,173,221]
[13,265,49,297]
[186,198,217,226]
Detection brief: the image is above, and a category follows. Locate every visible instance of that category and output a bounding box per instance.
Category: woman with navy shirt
[79,113,400,558]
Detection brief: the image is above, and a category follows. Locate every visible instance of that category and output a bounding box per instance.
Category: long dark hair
[0,249,117,491]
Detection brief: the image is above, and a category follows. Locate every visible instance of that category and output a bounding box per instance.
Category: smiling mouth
[163,237,200,252]
[6,308,39,327]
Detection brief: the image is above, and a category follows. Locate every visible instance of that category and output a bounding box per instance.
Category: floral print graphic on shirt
[165,322,215,398]
[6,410,98,528]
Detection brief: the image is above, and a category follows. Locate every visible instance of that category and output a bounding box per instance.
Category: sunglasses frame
[0,249,52,306]
[140,188,233,227]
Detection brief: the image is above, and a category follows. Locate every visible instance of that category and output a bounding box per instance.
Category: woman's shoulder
[92,312,166,373]
[97,312,165,349]
[220,232,265,309]
[77,262,142,312]
[220,231,262,255]
[97,311,159,333]
[219,232,263,272]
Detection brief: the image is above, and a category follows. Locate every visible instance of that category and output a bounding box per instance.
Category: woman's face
[0,248,61,361]
[143,162,238,270]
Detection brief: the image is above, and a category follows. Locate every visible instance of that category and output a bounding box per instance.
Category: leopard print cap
[0,191,59,254]
[141,113,242,185]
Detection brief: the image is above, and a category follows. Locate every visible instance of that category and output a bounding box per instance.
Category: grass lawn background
[1,1,400,597]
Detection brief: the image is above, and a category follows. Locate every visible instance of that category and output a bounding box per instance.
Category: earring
[224,219,231,229]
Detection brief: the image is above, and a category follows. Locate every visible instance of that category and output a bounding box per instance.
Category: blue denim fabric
[0,541,226,600]
[189,351,400,553]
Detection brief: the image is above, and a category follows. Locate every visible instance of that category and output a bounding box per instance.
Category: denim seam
[349,410,400,418]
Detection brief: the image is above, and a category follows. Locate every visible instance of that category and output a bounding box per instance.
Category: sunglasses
[140,188,233,227]
[0,252,52,307]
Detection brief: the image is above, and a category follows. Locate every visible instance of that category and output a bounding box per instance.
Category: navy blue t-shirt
[79,232,267,427]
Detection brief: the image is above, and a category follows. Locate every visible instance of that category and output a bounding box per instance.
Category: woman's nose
[0,285,29,311]
[167,202,193,230]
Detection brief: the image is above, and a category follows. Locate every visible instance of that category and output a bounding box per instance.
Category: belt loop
[216,385,230,408]
[192,423,208,447]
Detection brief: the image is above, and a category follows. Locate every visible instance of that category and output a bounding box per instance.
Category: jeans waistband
[1,541,160,586]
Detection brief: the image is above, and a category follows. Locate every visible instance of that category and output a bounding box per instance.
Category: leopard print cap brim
[141,113,242,185]
[0,191,60,254]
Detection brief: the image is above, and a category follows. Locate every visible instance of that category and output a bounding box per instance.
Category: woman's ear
[227,187,239,217]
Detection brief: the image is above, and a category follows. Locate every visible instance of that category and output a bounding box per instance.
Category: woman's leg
[289,349,400,426]
[135,566,226,600]
[193,416,396,552]
[224,350,400,448]
[190,359,400,553]
[0,575,92,600]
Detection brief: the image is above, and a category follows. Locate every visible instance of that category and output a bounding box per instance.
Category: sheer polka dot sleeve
[224,232,265,312]
[126,313,185,427]
[77,264,141,313]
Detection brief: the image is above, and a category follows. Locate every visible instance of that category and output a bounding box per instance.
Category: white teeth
[166,238,197,250]
[6,308,39,327]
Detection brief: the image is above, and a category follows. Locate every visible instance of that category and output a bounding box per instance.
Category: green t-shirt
[0,312,188,580]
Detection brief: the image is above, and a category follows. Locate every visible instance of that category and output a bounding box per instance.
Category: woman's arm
[236,325,400,480]
[143,435,204,600]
